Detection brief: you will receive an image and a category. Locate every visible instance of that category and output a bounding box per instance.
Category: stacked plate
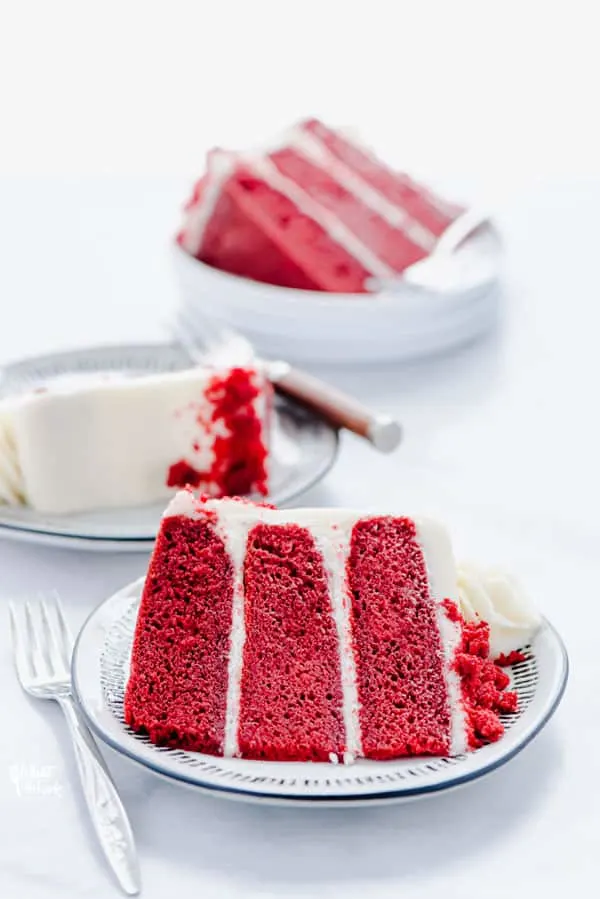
[173,222,502,366]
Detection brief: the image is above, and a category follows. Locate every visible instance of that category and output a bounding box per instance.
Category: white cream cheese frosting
[0,367,269,515]
[457,562,541,658]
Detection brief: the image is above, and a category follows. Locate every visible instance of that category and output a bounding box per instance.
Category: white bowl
[172,224,503,365]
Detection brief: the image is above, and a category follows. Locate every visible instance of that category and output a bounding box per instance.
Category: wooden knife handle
[269,362,402,453]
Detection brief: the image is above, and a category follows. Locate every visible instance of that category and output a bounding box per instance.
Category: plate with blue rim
[71,576,568,806]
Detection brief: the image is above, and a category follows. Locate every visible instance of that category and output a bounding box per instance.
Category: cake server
[373,208,496,292]
[9,595,141,896]
[172,307,402,453]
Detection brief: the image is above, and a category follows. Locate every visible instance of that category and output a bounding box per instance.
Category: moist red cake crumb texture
[165,367,270,497]
[124,516,234,753]
[496,650,527,667]
[125,500,519,762]
[238,524,345,761]
[443,599,518,748]
[347,517,452,758]
[177,118,465,293]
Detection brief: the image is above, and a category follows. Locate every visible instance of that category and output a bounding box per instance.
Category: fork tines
[9,594,73,686]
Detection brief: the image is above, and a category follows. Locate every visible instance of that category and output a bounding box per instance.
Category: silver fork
[172,306,402,453]
[9,596,141,896]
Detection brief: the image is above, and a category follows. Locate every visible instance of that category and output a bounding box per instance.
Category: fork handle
[268,362,402,452]
[58,696,141,896]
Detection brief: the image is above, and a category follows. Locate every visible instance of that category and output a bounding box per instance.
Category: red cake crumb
[166,459,203,489]
[205,368,269,496]
[496,650,527,667]
[238,523,345,761]
[164,367,270,497]
[442,598,519,749]
[124,515,234,753]
[347,517,452,759]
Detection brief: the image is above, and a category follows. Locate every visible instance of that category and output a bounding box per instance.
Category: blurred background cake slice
[0,366,272,514]
[178,119,466,293]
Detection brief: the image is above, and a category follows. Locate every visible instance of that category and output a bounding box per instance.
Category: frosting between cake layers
[243,156,395,281]
[286,128,435,252]
[457,563,541,659]
[310,124,462,222]
[215,514,253,759]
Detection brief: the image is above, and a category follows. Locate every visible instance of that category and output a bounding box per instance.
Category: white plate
[0,524,155,553]
[0,344,338,547]
[173,224,503,365]
[72,577,568,806]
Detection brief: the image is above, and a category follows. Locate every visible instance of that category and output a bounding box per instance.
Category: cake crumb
[496,650,526,667]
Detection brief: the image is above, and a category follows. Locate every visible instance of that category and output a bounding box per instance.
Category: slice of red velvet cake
[0,364,272,513]
[177,119,465,293]
[124,494,527,763]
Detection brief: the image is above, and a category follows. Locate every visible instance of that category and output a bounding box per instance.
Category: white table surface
[0,176,598,898]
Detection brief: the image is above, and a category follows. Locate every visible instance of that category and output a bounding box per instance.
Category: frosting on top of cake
[167,492,541,665]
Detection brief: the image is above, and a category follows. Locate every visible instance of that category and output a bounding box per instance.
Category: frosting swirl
[457,562,541,658]
[0,404,25,505]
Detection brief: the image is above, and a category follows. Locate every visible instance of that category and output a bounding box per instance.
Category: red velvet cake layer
[200,178,322,290]
[347,516,452,758]
[203,168,372,292]
[270,147,426,273]
[303,119,463,238]
[237,523,345,761]
[124,516,234,753]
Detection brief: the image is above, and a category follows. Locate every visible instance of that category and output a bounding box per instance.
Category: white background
[0,2,599,897]
[1,0,600,185]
